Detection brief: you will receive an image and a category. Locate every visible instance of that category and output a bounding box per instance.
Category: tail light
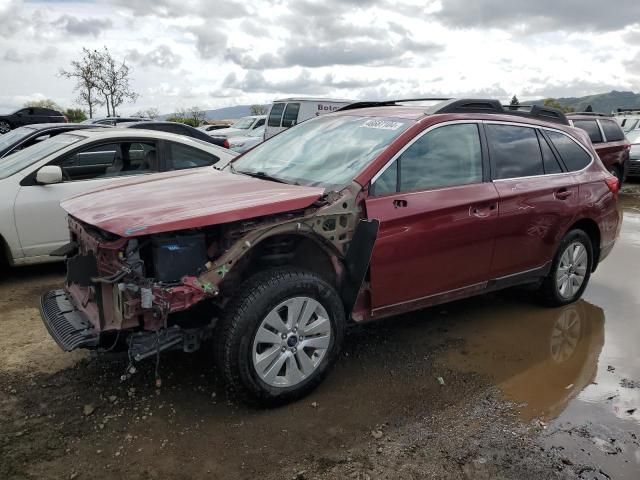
[605,175,619,194]
[223,139,230,149]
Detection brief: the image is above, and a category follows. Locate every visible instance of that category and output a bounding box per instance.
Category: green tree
[60,48,103,118]
[543,98,575,113]
[509,95,520,106]
[24,99,63,112]
[64,108,87,122]
[250,104,267,115]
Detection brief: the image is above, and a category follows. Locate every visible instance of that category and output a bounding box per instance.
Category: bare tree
[95,47,139,117]
[60,48,103,118]
[25,99,63,111]
[250,104,268,115]
[136,107,160,119]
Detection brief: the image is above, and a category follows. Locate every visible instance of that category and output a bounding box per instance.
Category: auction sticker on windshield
[360,119,405,130]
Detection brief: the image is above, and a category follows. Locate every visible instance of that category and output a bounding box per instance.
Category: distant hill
[531,90,640,114]
[159,104,268,121]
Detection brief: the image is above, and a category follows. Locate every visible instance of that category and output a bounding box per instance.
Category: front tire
[215,268,346,406]
[0,120,11,134]
[538,230,593,307]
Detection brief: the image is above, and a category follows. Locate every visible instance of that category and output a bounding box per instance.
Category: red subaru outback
[41,99,621,405]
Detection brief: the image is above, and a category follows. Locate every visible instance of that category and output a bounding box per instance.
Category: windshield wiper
[235,169,288,184]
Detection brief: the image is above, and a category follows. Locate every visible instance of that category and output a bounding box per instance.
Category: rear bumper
[40,290,99,351]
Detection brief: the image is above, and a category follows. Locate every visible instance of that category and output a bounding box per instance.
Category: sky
[1,0,640,115]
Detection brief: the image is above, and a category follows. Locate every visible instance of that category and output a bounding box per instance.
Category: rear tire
[538,229,593,307]
[215,267,345,406]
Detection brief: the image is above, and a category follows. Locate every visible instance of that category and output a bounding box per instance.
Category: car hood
[61,167,325,237]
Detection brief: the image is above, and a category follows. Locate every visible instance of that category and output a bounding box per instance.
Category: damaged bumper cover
[40,289,99,351]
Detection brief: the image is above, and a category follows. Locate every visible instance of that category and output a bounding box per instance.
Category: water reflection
[446,300,605,421]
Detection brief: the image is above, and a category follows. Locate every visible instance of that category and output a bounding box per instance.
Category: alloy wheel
[550,308,581,363]
[556,242,588,299]
[252,296,332,387]
[0,121,10,134]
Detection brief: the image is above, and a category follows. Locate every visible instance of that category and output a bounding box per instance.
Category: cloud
[625,52,640,76]
[435,0,640,32]
[110,0,249,19]
[127,45,181,69]
[188,25,227,59]
[221,69,381,95]
[54,15,113,36]
[3,46,59,64]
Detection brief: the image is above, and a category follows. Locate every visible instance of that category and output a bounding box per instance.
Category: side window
[167,142,219,170]
[59,142,157,181]
[572,120,602,143]
[537,131,563,174]
[390,123,482,193]
[254,118,265,128]
[282,103,301,128]
[600,119,625,142]
[373,161,398,196]
[267,103,285,127]
[486,124,543,180]
[546,131,592,171]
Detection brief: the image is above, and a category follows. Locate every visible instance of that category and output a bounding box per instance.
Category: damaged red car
[41,99,621,405]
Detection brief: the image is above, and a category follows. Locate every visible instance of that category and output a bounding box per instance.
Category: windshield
[0,133,83,179]
[0,126,36,151]
[231,117,256,129]
[230,115,411,188]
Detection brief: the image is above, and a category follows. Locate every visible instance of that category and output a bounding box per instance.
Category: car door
[13,108,33,127]
[13,140,160,258]
[487,123,579,279]
[365,122,499,314]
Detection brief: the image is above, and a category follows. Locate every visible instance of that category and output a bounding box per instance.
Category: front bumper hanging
[40,290,99,351]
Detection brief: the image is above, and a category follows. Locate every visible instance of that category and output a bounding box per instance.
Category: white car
[0,128,236,266]
[209,115,266,139]
[264,98,353,139]
[224,126,265,153]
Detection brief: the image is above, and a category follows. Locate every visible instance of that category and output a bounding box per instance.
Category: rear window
[572,119,602,143]
[267,103,285,127]
[487,124,544,179]
[282,103,301,128]
[546,131,592,171]
[600,119,625,142]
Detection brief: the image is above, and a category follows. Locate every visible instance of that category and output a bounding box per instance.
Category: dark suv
[0,107,67,134]
[41,99,620,405]
[567,113,630,184]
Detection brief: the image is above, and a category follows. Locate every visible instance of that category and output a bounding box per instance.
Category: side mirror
[36,165,63,185]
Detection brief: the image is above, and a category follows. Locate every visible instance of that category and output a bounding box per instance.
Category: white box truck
[264,97,353,139]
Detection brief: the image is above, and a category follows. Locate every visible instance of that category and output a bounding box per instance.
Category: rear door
[365,122,499,313]
[487,123,579,279]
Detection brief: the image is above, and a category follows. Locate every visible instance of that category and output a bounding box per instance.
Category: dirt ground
[2,185,640,480]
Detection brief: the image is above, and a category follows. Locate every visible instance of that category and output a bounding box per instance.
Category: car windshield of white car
[232,118,255,129]
[0,133,83,179]
[231,115,411,189]
[0,126,36,150]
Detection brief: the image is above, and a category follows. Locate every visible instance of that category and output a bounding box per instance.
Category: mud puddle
[441,191,640,479]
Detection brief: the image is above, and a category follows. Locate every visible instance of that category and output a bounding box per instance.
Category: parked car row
[32,98,620,406]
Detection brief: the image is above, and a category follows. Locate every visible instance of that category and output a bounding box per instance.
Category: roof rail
[337,98,451,112]
[431,99,569,125]
[337,98,569,125]
[566,112,611,117]
[616,108,640,114]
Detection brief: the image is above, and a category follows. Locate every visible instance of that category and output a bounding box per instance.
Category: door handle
[555,188,572,200]
[471,204,496,218]
[393,199,408,208]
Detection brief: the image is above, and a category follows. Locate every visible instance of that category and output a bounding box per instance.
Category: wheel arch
[564,218,601,271]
